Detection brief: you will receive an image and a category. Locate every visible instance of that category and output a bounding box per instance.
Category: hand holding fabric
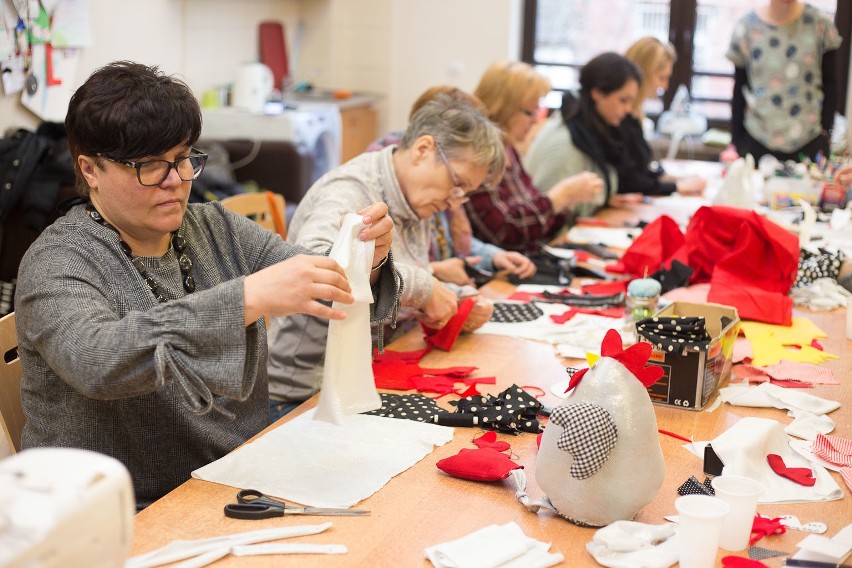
[492,251,536,279]
[356,202,394,270]
[431,257,475,286]
[418,279,459,328]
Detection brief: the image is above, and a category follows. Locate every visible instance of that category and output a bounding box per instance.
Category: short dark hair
[65,61,202,195]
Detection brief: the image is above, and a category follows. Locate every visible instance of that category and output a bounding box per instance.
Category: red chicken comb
[567,329,664,391]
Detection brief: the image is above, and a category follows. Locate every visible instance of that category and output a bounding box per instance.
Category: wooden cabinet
[340,103,378,163]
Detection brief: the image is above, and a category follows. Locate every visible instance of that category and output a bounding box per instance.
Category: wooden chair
[0,312,23,456]
[220,191,287,239]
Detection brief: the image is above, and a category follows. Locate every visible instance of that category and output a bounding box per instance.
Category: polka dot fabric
[635,316,711,356]
[448,384,544,434]
[364,393,447,423]
[794,248,845,288]
[489,302,544,323]
[677,475,715,496]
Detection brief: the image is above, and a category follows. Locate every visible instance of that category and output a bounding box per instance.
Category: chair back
[220,191,287,239]
[0,312,23,455]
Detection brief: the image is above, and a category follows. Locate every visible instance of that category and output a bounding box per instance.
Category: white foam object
[715,154,758,209]
[314,213,381,424]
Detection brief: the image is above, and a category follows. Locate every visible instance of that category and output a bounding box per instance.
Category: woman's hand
[675,176,706,196]
[462,298,493,333]
[607,193,644,208]
[548,171,604,214]
[835,164,852,187]
[417,279,459,328]
[244,255,353,325]
[492,251,536,279]
[430,257,476,286]
[357,202,394,270]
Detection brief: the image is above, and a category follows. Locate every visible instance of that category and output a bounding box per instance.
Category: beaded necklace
[87,205,195,302]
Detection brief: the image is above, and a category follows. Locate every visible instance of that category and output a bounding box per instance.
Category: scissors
[223,489,370,520]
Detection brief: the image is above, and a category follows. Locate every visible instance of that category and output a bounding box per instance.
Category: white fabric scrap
[790,277,851,311]
[719,383,840,416]
[790,523,852,563]
[314,213,380,424]
[585,521,678,568]
[785,408,835,440]
[126,523,333,568]
[424,522,564,568]
[231,543,347,556]
[708,417,842,504]
[192,409,453,508]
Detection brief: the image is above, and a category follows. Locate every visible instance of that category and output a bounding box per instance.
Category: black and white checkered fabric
[677,475,715,496]
[489,302,543,323]
[549,403,617,480]
[364,393,447,422]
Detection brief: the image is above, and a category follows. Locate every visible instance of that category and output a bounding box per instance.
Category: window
[522,0,850,129]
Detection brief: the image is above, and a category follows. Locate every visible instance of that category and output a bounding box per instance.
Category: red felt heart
[436,448,522,481]
[767,454,816,486]
[473,431,510,452]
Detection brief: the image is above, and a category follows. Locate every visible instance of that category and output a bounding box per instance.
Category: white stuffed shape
[536,329,666,527]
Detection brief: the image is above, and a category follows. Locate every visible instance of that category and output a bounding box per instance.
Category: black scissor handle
[224,502,285,520]
[236,489,285,509]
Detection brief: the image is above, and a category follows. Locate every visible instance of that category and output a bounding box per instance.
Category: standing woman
[464,61,604,253]
[726,0,842,162]
[15,61,398,509]
[525,53,703,211]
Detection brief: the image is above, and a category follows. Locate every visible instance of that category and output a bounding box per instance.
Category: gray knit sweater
[15,202,398,509]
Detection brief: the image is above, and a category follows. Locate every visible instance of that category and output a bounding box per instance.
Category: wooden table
[131,205,851,567]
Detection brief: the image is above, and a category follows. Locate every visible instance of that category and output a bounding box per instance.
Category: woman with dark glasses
[14,61,398,509]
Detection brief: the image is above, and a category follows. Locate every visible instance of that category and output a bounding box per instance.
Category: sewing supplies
[224,489,369,520]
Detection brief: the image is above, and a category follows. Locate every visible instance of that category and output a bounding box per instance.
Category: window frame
[521,0,850,132]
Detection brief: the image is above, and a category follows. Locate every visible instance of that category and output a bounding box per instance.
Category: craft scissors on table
[223,489,370,519]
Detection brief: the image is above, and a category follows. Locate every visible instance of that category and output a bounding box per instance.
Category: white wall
[0,0,521,136]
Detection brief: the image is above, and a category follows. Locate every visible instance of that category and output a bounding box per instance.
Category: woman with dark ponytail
[526,52,703,211]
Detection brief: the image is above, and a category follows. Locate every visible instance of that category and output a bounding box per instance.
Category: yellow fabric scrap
[739,317,838,367]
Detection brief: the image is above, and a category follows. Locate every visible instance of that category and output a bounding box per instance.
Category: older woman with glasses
[464,61,604,253]
[14,61,398,509]
[266,94,506,419]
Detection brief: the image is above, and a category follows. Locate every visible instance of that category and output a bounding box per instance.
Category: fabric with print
[636,315,711,356]
[448,384,545,434]
[550,403,617,480]
[726,5,842,153]
[489,302,544,323]
[677,475,715,496]
[794,247,845,288]
[364,393,448,423]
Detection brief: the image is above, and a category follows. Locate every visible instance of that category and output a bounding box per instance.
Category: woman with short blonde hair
[464,61,604,252]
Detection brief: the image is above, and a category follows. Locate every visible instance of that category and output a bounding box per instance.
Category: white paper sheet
[192,410,454,508]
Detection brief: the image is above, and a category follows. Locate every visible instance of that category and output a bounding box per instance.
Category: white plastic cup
[675,494,730,568]
[711,475,763,551]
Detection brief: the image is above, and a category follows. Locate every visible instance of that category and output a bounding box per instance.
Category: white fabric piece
[790,277,852,311]
[169,548,230,568]
[565,226,639,249]
[785,409,835,440]
[231,543,347,556]
[314,213,380,424]
[585,521,678,568]
[790,523,852,562]
[709,417,842,504]
[789,438,841,472]
[126,523,333,568]
[192,409,453,508]
[714,155,758,209]
[424,522,563,568]
[719,383,840,415]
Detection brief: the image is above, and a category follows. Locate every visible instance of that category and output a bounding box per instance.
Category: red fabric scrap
[473,431,511,452]
[422,297,476,351]
[767,453,816,486]
[607,215,684,276]
[750,514,786,544]
[581,280,628,296]
[721,557,769,568]
[550,306,625,324]
[373,347,430,363]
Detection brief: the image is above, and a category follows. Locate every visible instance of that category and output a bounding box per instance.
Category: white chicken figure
[536,329,666,527]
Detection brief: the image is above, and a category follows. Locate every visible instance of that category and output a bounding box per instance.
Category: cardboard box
[639,302,740,410]
[765,177,822,210]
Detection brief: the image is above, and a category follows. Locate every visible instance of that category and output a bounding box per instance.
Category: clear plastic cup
[711,475,763,551]
[675,494,730,568]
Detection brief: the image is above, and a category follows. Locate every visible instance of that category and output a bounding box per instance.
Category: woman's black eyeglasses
[100,149,208,187]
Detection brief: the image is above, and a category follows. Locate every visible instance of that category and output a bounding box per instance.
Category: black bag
[0,129,54,226]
